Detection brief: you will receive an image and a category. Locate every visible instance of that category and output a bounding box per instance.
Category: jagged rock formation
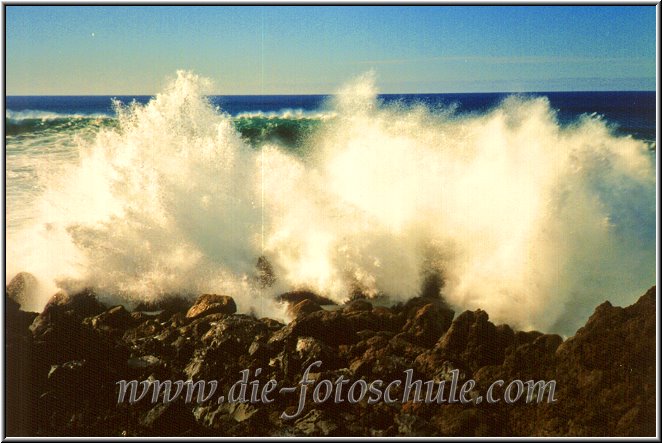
[5,277,656,437]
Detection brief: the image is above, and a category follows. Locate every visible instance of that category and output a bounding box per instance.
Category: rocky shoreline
[5,274,656,436]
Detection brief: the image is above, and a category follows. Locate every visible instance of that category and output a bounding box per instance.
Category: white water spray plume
[6,71,656,335]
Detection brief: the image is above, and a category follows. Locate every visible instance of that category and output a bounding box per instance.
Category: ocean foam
[6,70,655,333]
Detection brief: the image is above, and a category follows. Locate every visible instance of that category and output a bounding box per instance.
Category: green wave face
[232,116,323,149]
[5,116,118,137]
[6,114,324,151]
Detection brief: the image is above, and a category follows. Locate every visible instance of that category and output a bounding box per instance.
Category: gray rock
[6,272,38,308]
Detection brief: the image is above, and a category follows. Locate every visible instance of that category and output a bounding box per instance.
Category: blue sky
[5,6,656,94]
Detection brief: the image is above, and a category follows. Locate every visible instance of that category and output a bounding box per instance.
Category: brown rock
[552,286,655,436]
[288,299,322,318]
[186,294,237,319]
[436,309,508,371]
[401,302,454,348]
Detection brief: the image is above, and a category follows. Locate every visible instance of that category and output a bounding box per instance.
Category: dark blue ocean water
[6,91,657,142]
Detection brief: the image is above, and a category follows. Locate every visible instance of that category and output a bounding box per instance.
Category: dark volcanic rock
[294,336,336,370]
[134,295,192,313]
[6,292,38,338]
[436,309,509,371]
[140,402,199,436]
[344,298,373,313]
[47,359,88,386]
[502,287,656,437]
[270,307,384,348]
[83,305,133,333]
[28,289,111,367]
[30,289,107,337]
[186,294,237,319]
[201,314,270,355]
[552,287,656,437]
[401,302,454,348]
[291,409,338,436]
[430,406,499,436]
[287,299,322,318]
[277,290,337,306]
[5,278,656,437]
[5,295,38,436]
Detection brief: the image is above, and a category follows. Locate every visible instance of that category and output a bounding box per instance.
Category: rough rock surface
[6,272,39,308]
[4,282,656,437]
[277,290,337,306]
[185,294,237,319]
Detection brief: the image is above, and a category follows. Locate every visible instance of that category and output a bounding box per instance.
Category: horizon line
[6,89,657,97]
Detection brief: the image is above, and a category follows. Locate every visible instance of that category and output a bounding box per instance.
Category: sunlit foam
[6,70,655,333]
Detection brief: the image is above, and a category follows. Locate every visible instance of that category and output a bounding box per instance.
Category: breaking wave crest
[6,71,655,333]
